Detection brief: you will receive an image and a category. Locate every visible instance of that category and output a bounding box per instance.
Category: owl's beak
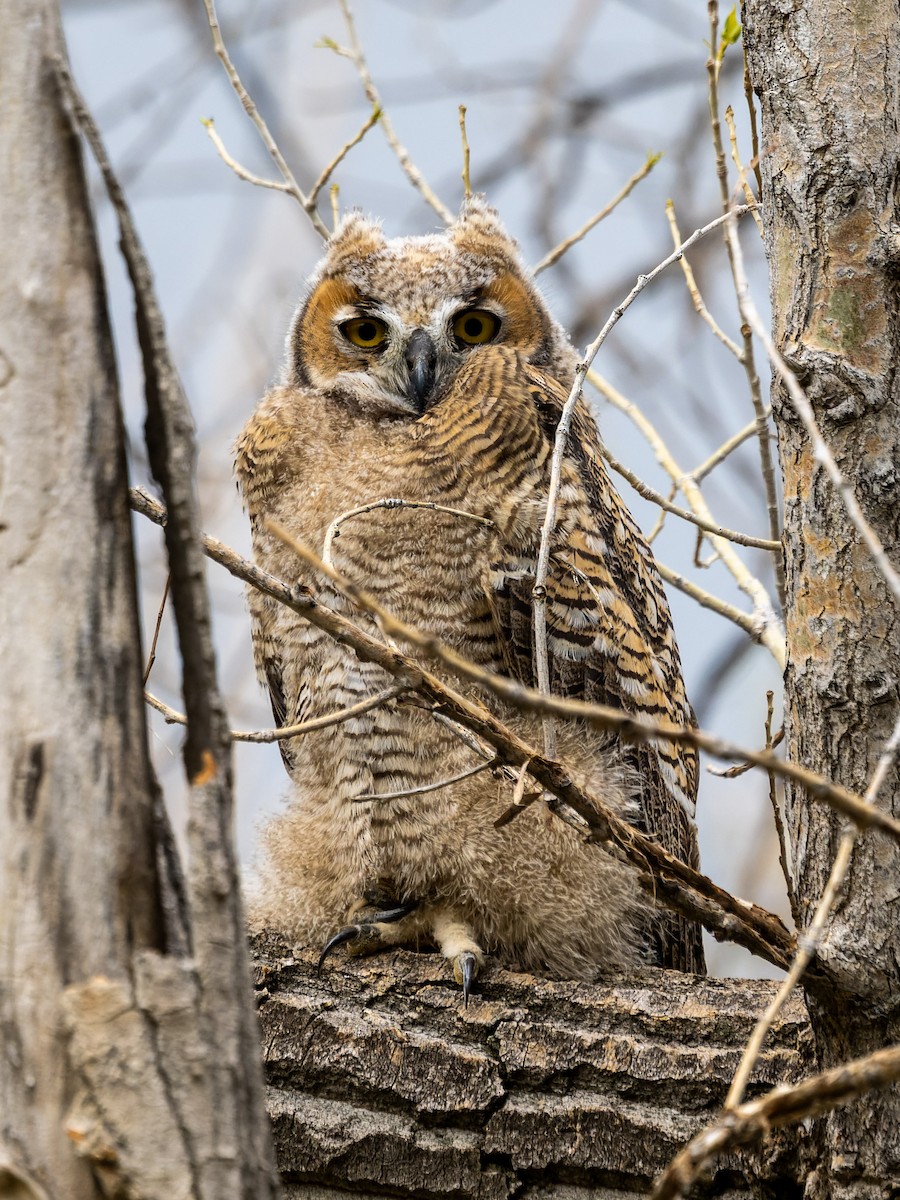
[405,329,438,411]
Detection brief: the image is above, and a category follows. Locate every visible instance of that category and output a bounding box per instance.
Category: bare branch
[652,1042,900,1200]
[742,46,763,196]
[459,104,472,199]
[143,573,169,686]
[592,369,786,667]
[145,684,405,743]
[665,198,742,358]
[533,152,662,274]
[763,691,798,925]
[724,105,764,235]
[656,563,761,640]
[600,440,780,550]
[692,412,768,481]
[323,497,493,567]
[335,0,454,223]
[201,117,293,194]
[353,757,498,803]
[707,722,785,777]
[200,0,330,237]
[495,759,544,827]
[307,104,381,208]
[329,183,340,230]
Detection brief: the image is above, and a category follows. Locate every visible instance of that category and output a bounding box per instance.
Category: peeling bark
[744,1,900,1194]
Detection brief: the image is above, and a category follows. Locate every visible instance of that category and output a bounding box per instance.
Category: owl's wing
[234,408,298,773]
[487,359,704,972]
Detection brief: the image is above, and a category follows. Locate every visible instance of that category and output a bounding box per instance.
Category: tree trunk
[0,3,279,1195]
[252,934,813,1198]
[743,1,900,1193]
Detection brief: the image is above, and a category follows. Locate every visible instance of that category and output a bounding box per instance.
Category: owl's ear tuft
[451,194,520,260]
[320,210,386,276]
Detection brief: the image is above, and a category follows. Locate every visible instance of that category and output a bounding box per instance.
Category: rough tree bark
[252,935,813,1199]
[744,1,900,1195]
[0,2,279,1195]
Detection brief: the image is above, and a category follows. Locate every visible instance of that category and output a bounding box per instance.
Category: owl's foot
[317,900,418,969]
[432,909,485,1007]
[318,901,485,1007]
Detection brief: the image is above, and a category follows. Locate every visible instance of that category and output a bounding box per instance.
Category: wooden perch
[250,932,815,1197]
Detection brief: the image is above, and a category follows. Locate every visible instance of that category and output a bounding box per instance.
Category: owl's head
[285,196,577,416]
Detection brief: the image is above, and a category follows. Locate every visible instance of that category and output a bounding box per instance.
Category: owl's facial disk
[315,293,508,416]
[291,203,560,416]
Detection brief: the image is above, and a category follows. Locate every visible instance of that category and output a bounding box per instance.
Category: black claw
[317,925,362,970]
[459,952,477,1008]
[373,901,418,924]
[317,902,418,971]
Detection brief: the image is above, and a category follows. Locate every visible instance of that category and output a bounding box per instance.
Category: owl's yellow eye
[451,308,501,346]
[340,317,388,349]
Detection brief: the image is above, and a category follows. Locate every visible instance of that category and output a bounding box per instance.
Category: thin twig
[307,105,381,208]
[495,759,543,827]
[145,684,404,743]
[724,105,764,235]
[692,413,768,481]
[707,1,785,609]
[764,691,798,924]
[646,488,674,545]
[743,48,763,196]
[330,183,340,230]
[459,104,472,198]
[656,563,760,640]
[652,1042,900,1200]
[708,725,784,777]
[200,0,329,237]
[430,710,500,764]
[322,498,494,566]
[591,369,786,667]
[665,199,742,358]
[353,756,498,802]
[201,118,293,194]
[722,715,900,1112]
[600,441,780,551]
[143,574,170,686]
[335,0,454,223]
[534,152,662,274]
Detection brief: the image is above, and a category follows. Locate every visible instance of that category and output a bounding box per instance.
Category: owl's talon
[317,924,366,969]
[373,901,419,924]
[455,950,479,1007]
[317,900,419,969]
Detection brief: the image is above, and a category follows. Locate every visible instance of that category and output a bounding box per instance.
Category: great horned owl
[236,197,705,996]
